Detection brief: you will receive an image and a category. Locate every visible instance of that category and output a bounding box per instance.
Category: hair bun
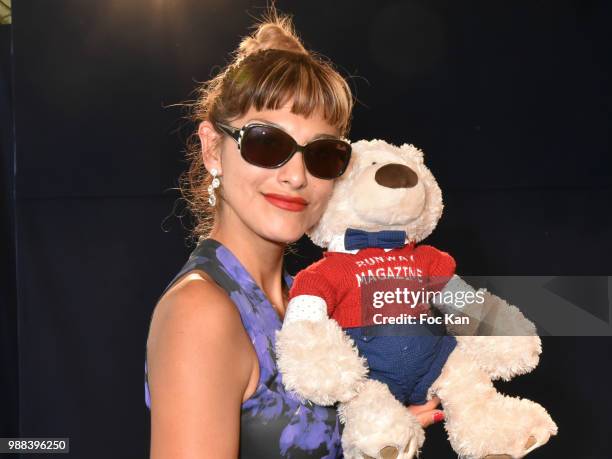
[237,13,308,59]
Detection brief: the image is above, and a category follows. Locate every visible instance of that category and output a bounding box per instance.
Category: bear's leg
[338,380,425,459]
[427,347,558,459]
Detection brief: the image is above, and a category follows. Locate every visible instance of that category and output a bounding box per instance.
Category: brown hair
[179,6,355,245]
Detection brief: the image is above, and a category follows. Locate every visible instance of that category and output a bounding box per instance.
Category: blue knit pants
[344,324,457,405]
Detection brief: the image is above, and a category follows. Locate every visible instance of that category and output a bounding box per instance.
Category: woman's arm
[146,274,256,459]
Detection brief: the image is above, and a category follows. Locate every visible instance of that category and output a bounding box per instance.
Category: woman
[144,7,443,458]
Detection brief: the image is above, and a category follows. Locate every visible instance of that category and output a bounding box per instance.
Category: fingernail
[433,411,445,423]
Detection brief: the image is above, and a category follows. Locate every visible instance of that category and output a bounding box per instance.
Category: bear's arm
[275,262,368,405]
[425,246,537,336]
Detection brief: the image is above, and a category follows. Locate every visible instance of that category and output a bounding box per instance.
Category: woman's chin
[260,222,307,244]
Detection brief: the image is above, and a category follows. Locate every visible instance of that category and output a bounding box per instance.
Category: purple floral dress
[144,238,343,458]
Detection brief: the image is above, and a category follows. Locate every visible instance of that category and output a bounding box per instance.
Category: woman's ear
[198,120,223,175]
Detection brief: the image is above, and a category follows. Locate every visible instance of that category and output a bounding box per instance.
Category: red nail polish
[433,411,445,423]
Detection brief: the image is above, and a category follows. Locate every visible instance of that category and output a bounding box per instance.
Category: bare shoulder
[149,270,239,336]
[146,270,256,458]
[147,269,254,382]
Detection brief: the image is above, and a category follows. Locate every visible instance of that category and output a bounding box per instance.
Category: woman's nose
[277,152,308,188]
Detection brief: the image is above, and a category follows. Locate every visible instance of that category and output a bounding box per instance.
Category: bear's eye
[371,161,377,165]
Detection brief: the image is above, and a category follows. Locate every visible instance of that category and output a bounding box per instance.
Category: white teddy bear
[275,139,557,459]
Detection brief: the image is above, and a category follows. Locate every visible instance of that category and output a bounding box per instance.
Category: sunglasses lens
[304,139,351,179]
[241,125,295,168]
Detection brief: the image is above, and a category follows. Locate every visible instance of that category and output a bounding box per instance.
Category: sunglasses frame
[215,121,352,180]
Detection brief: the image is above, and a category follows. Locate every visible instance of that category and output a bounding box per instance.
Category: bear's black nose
[374,163,419,188]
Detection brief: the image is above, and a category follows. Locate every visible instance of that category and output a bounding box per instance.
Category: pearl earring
[207,168,220,206]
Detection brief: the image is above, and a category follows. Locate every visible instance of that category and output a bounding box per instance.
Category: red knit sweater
[289,243,456,328]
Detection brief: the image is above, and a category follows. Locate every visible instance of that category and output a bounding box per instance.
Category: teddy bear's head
[307,139,443,248]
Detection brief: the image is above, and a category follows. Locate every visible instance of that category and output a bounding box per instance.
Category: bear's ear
[399,143,424,165]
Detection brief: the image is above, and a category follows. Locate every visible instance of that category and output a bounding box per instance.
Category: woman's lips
[263,193,308,212]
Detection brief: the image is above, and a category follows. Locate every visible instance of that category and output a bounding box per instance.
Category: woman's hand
[407,396,445,428]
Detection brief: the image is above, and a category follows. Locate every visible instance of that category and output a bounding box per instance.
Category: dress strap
[157,238,292,304]
[156,238,219,301]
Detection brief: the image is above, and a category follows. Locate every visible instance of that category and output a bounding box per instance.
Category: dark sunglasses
[215,121,352,180]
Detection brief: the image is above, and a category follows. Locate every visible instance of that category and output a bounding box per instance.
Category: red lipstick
[263,193,308,212]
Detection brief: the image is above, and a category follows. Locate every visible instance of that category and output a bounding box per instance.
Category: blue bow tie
[344,228,407,250]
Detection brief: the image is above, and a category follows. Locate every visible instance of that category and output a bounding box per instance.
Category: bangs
[224,50,353,136]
